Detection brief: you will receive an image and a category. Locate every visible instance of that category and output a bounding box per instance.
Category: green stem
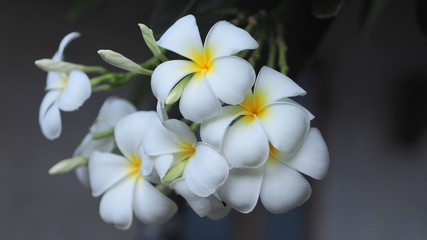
[82,65,108,74]
[156,184,172,195]
[92,128,114,140]
[90,74,114,86]
[276,23,289,75]
[190,122,200,131]
[267,30,277,68]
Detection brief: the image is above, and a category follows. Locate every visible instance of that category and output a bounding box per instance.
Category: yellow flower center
[188,48,214,76]
[240,91,268,123]
[128,154,142,178]
[178,141,196,162]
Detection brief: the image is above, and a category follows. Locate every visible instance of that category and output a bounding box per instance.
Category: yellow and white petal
[204,21,258,59]
[46,72,66,90]
[200,105,246,150]
[179,76,222,123]
[223,118,270,168]
[206,57,255,104]
[259,103,310,154]
[184,143,229,197]
[217,167,264,213]
[114,111,157,160]
[57,70,91,112]
[52,32,80,61]
[157,15,204,61]
[172,179,230,219]
[97,97,137,127]
[99,176,135,230]
[89,151,131,197]
[143,118,183,156]
[151,60,195,103]
[133,178,177,225]
[284,128,330,180]
[164,119,197,143]
[254,66,306,107]
[260,162,311,214]
[39,91,61,140]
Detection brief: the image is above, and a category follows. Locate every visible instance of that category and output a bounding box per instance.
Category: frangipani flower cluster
[37,14,329,230]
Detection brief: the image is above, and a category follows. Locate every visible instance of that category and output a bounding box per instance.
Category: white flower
[142,118,229,218]
[74,97,137,187]
[151,14,258,123]
[217,128,330,213]
[201,66,313,168]
[39,32,91,140]
[88,111,177,229]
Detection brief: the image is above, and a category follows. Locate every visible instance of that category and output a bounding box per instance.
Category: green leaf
[312,0,343,19]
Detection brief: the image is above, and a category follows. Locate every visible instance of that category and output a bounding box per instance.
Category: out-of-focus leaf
[416,0,427,36]
[67,0,105,21]
[312,0,343,19]
[359,0,389,36]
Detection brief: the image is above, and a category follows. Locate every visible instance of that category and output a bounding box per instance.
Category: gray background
[1,0,427,239]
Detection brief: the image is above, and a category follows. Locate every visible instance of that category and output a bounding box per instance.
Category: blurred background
[1,0,426,239]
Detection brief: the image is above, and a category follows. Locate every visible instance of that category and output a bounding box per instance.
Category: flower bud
[35,59,85,72]
[98,49,145,74]
[48,156,88,175]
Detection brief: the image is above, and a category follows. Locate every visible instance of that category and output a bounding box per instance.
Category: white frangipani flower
[74,97,137,187]
[89,111,177,229]
[142,118,229,218]
[151,14,258,123]
[39,32,91,140]
[201,66,313,168]
[218,128,330,213]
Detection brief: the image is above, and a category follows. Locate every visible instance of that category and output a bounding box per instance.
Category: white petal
[57,70,91,111]
[52,32,81,60]
[255,66,306,106]
[97,97,137,127]
[151,60,195,103]
[114,111,157,159]
[154,154,175,180]
[157,15,204,61]
[89,151,130,197]
[217,167,264,213]
[206,57,255,104]
[276,98,315,120]
[204,21,258,59]
[179,76,221,123]
[164,119,197,143]
[39,91,61,140]
[138,149,155,178]
[260,162,311,214]
[172,179,229,219]
[133,178,177,225]
[156,101,169,122]
[223,118,269,168]
[74,133,114,157]
[184,143,229,197]
[200,105,245,150]
[284,128,330,180]
[143,118,182,156]
[75,166,90,188]
[99,176,135,230]
[259,103,310,154]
